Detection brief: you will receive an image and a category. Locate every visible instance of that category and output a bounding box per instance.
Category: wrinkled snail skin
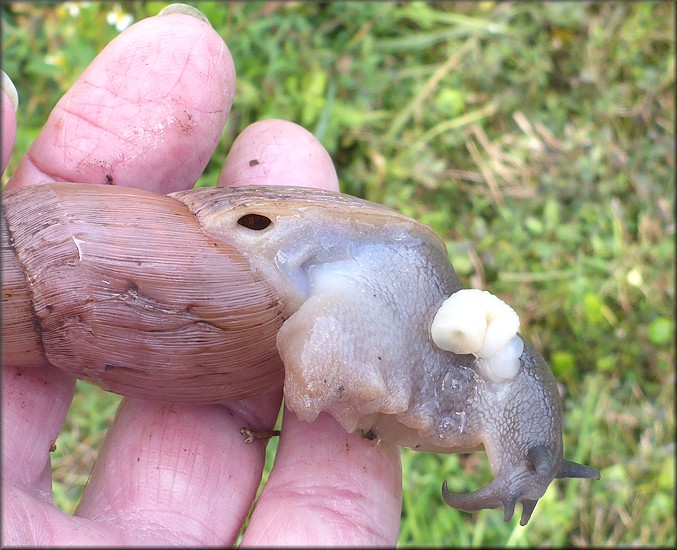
[441,339,566,525]
[1,182,599,525]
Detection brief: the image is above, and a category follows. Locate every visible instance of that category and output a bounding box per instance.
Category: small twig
[240,427,281,443]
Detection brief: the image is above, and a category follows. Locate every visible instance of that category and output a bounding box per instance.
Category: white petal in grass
[107,6,134,32]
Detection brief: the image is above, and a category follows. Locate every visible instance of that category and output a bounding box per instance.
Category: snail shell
[2,183,285,400]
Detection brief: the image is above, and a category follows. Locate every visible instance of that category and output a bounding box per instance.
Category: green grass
[2,1,674,546]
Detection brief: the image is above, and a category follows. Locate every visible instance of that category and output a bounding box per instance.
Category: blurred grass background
[2,1,674,546]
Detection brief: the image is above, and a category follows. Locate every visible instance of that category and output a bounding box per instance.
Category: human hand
[2,5,402,545]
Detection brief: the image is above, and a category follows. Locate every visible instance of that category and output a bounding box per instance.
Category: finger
[74,119,339,544]
[3,398,278,546]
[2,365,76,496]
[3,72,75,506]
[1,71,18,173]
[3,2,234,517]
[3,73,76,495]
[242,411,403,546]
[74,395,282,546]
[8,6,234,194]
[221,121,402,545]
[74,399,268,545]
[4,482,164,546]
[218,119,340,191]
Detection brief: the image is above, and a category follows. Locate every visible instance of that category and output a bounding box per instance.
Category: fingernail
[158,3,210,25]
[1,71,19,113]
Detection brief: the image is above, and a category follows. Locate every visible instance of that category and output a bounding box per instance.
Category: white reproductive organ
[431,289,524,383]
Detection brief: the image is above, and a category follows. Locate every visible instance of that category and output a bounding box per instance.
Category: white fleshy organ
[431,289,524,383]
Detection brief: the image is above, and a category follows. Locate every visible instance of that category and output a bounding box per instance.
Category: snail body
[1,182,599,525]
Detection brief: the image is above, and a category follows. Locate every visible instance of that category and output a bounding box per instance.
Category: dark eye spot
[237,213,272,230]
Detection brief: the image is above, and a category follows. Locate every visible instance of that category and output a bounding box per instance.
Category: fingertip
[218,119,339,192]
[10,11,234,193]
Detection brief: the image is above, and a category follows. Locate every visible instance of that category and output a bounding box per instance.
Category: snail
[1,181,599,525]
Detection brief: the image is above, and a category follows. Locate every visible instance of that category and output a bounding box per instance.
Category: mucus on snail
[1,182,600,525]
